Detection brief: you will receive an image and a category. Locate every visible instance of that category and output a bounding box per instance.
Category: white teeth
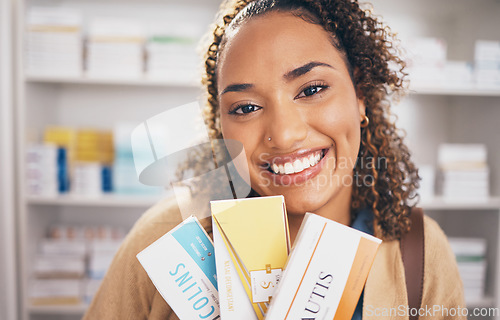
[272,164,279,174]
[293,159,304,173]
[284,163,294,174]
[302,157,311,169]
[308,154,316,166]
[278,164,284,174]
[270,150,325,175]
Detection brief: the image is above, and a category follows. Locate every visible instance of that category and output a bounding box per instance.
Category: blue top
[350,208,375,320]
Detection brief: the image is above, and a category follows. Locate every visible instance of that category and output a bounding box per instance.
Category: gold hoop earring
[360,115,369,128]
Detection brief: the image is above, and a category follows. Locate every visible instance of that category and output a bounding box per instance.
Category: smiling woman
[83,0,466,319]
[216,11,366,240]
[205,0,414,242]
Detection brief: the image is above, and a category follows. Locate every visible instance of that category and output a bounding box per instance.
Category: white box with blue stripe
[137,216,220,320]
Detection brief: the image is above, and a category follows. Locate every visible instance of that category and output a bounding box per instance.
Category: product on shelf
[406,37,447,87]
[86,226,124,280]
[448,238,487,304]
[474,40,500,89]
[30,225,126,306]
[26,7,211,81]
[39,126,115,196]
[73,129,114,196]
[40,238,86,256]
[44,126,76,155]
[406,37,500,90]
[34,254,86,279]
[146,23,201,83]
[25,7,83,77]
[30,279,83,306]
[26,144,59,196]
[416,164,435,201]
[444,60,474,89]
[72,162,102,196]
[86,18,145,78]
[44,126,76,192]
[114,123,163,195]
[438,144,489,202]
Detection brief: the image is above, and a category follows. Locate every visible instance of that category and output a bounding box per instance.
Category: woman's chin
[274,190,331,215]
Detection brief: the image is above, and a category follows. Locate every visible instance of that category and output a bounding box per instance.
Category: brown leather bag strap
[400,207,425,320]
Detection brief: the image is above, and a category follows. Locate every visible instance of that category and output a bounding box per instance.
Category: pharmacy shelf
[420,197,500,211]
[25,74,200,88]
[27,194,500,210]
[27,194,164,207]
[467,296,496,309]
[26,74,500,96]
[28,304,87,315]
[411,85,500,97]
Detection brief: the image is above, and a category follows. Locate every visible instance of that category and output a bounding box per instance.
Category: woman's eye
[230,104,261,115]
[296,84,328,99]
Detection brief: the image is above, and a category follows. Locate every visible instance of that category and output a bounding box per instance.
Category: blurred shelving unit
[28,304,88,316]
[420,196,500,211]
[412,85,500,97]
[14,0,500,320]
[26,194,163,208]
[371,0,500,317]
[25,74,200,87]
[15,0,220,319]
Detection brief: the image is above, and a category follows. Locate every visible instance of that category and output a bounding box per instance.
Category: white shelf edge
[27,194,500,210]
[25,73,201,88]
[466,296,496,309]
[28,304,87,315]
[419,196,500,210]
[410,86,500,97]
[27,194,164,207]
[26,75,500,96]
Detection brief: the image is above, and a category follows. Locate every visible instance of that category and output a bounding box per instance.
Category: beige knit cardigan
[83,197,466,320]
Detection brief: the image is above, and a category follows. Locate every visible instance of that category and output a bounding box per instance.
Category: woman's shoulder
[421,213,459,273]
[421,212,466,309]
[422,213,457,263]
[422,214,449,245]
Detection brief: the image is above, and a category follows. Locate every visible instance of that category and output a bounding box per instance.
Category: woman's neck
[287,185,352,245]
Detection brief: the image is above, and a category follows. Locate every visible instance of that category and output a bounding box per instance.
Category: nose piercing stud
[268,137,272,141]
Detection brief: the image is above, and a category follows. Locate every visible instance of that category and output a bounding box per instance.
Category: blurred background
[0,0,499,319]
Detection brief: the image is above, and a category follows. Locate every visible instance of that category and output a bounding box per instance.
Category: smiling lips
[267,149,326,175]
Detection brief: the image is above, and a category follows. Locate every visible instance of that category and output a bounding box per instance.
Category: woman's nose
[266,101,308,150]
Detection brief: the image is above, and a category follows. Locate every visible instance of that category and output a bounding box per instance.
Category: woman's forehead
[217,12,348,87]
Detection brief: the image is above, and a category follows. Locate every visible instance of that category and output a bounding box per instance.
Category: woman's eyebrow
[283,61,334,81]
[221,83,254,95]
[220,61,332,95]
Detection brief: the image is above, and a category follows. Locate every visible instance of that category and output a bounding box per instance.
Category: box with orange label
[266,212,381,320]
[211,196,290,320]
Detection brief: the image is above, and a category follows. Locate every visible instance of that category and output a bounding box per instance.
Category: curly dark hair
[201,0,420,240]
